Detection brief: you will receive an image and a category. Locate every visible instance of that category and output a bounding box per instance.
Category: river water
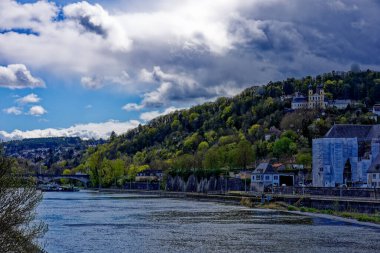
[37,191,380,253]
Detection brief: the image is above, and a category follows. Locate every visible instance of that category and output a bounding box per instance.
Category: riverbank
[90,188,380,227]
[286,205,380,225]
[239,197,380,227]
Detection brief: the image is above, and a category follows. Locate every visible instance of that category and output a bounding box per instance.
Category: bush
[287,205,298,211]
[0,149,47,252]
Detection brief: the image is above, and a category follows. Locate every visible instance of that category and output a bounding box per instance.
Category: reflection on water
[37,191,380,253]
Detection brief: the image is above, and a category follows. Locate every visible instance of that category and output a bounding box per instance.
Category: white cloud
[140,106,181,121]
[0,0,254,81]
[122,103,144,111]
[63,1,132,52]
[3,106,22,115]
[0,64,45,89]
[81,71,130,89]
[127,66,233,110]
[0,0,58,29]
[28,105,47,116]
[139,66,213,107]
[16,93,41,104]
[0,0,379,113]
[81,76,102,89]
[0,120,141,141]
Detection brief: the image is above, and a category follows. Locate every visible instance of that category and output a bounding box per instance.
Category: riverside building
[312,124,380,188]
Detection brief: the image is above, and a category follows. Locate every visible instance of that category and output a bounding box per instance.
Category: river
[37,191,380,253]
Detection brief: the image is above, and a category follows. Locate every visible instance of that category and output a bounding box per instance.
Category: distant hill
[75,70,380,187]
[3,137,105,174]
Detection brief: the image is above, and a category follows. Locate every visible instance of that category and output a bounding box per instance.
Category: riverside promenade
[95,188,380,213]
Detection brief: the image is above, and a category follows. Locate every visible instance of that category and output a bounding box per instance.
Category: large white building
[313,124,380,188]
[367,156,380,188]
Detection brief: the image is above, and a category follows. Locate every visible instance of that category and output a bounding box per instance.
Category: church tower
[308,83,313,109]
[318,84,325,108]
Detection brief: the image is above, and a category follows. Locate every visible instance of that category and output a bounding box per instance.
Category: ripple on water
[37,192,380,253]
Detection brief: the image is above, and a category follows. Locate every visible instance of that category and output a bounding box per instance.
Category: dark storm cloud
[63,0,380,105]
[2,0,380,111]
[78,15,107,37]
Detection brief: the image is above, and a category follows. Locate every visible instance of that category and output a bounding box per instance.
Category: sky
[0,0,379,140]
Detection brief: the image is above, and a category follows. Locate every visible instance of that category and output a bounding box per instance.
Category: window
[265,175,270,181]
[319,167,324,172]
[274,176,278,180]
[252,175,255,180]
[374,174,377,179]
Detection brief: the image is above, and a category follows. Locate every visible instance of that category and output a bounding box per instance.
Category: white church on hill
[291,84,351,110]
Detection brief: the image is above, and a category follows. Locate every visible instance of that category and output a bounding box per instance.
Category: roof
[138,169,163,174]
[253,163,277,174]
[330,99,351,105]
[324,124,379,140]
[272,163,284,168]
[292,97,307,103]
[368,155,380,173]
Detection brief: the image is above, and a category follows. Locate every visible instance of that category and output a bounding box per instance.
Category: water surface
[37,191,380,253]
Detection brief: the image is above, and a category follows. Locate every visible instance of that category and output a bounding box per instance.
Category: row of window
[310,96,322,101]
[252,175,279,181]
[371,182,380,187]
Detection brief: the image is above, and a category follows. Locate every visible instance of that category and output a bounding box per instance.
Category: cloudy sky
[0,0,379,140]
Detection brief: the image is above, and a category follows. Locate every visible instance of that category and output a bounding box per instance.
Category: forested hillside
[75,70,380,187]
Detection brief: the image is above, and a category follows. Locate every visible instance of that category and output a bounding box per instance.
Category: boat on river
[38,183,80,192]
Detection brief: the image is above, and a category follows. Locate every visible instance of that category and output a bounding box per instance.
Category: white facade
[367,172,380,188]
[373,104,380,116]
[291,101,308,110]
[312,124,380,187]
[329,99,351,109]
[312,138,378,187]
[251,173,280,191]
[291,86,352,111]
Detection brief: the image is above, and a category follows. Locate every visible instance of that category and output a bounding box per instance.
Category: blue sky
[0,0,380,140]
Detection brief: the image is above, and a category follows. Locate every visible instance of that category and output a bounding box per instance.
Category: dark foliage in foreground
[0,148,47,253]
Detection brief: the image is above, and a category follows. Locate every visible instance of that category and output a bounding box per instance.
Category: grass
[286,205,380,224]
[241,198,380,225]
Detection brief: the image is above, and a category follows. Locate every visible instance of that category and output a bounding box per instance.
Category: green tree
[60,168,72,184]
[203,147,221,169]
[248,124,264,141]
[183,133,201,152]
[273,137,297,159]
[127,164,149,181]
[204,130,217,143]
[86,149,104,187]
[109,131,117,142]
[281,130,298,142]
[197,141,209,152]
[296,152,312,169]
[235,140,254,169]
[171,119,181,130]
